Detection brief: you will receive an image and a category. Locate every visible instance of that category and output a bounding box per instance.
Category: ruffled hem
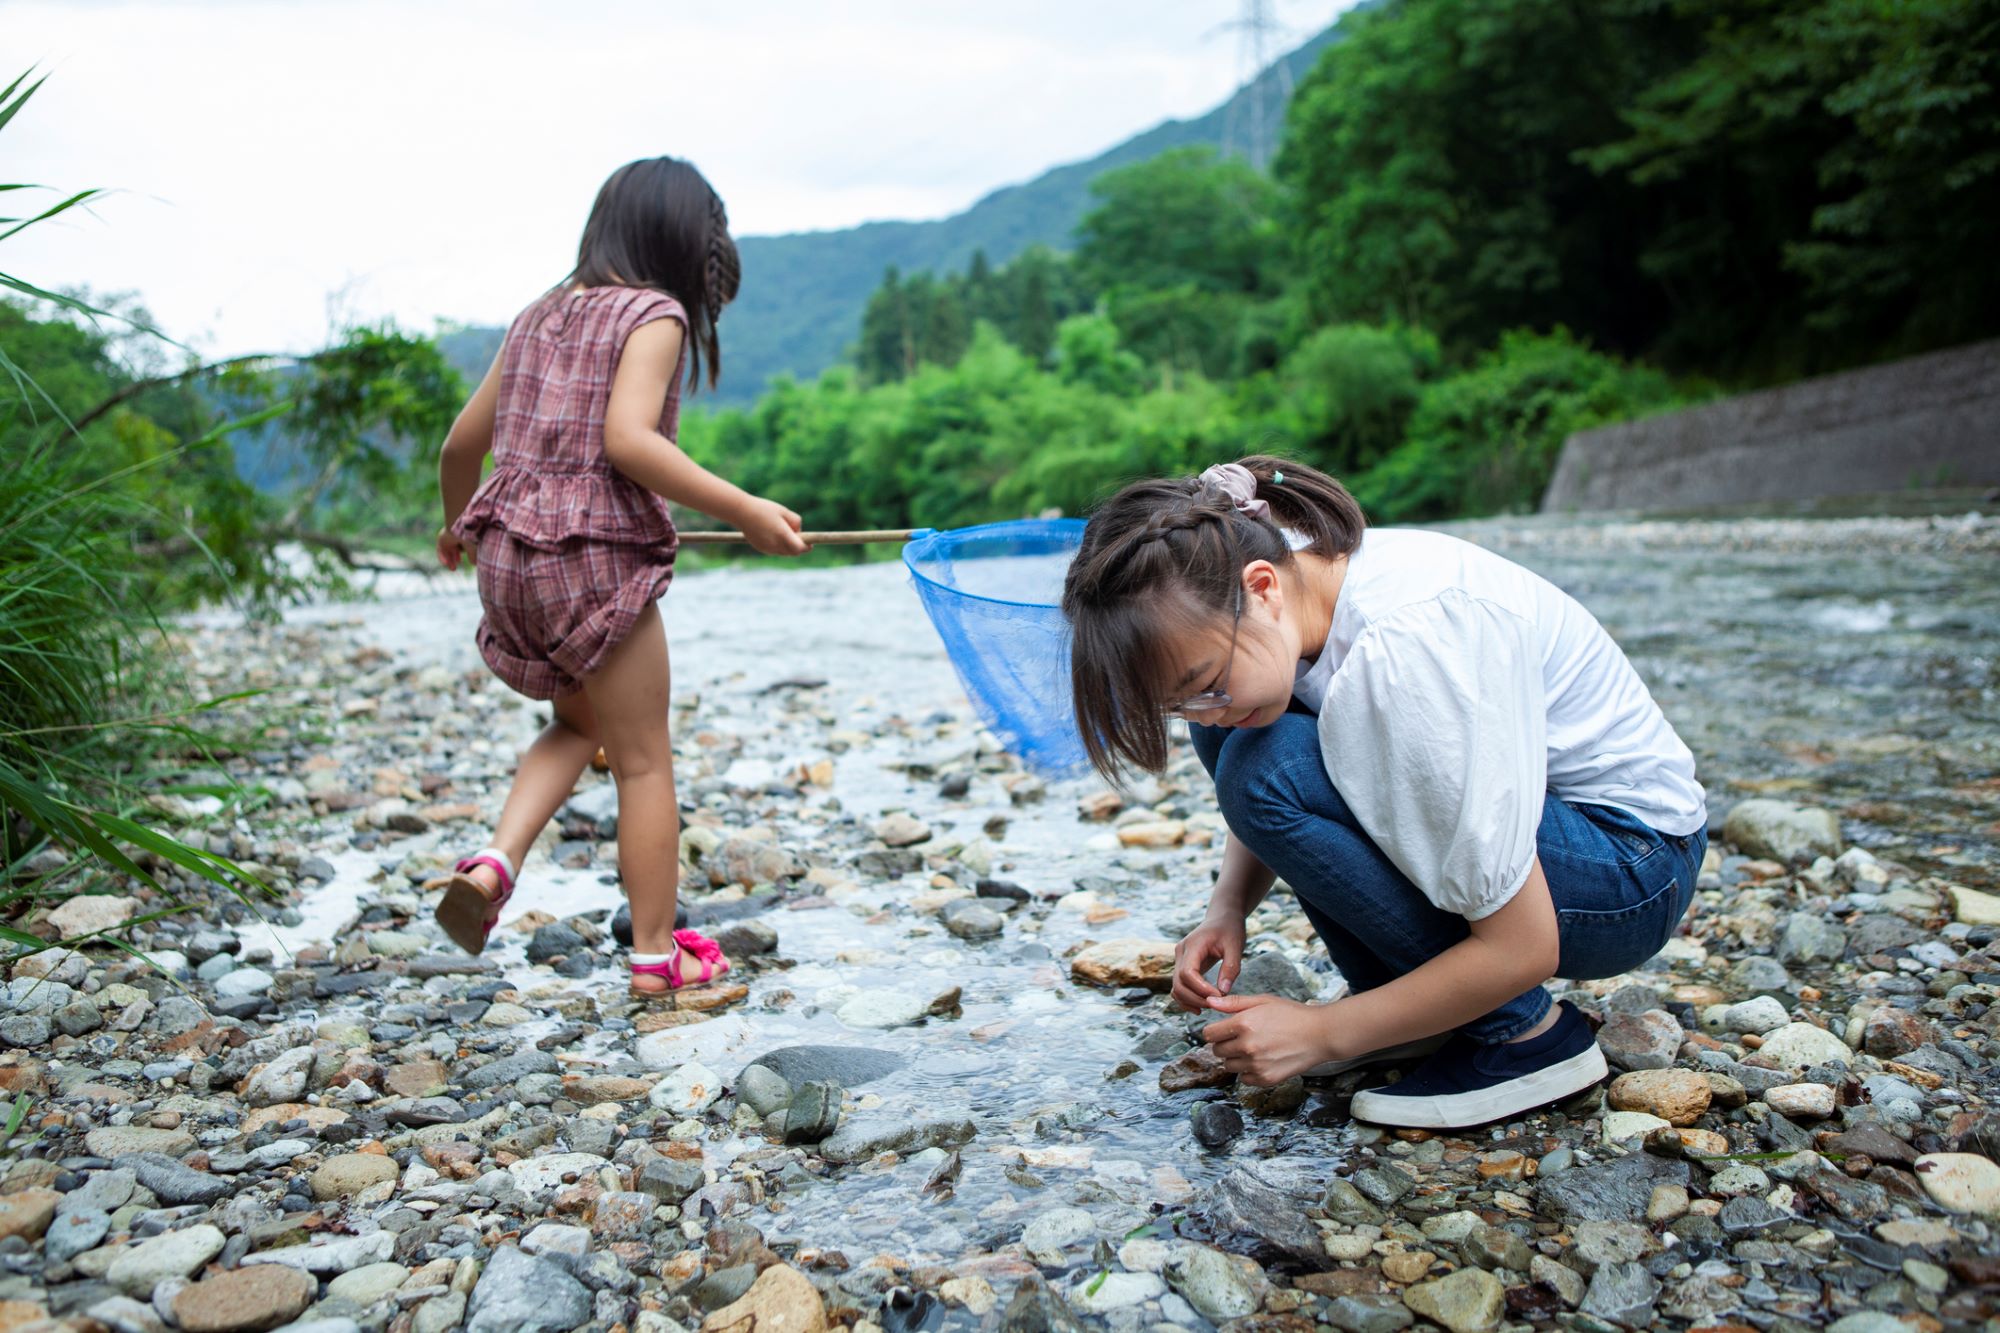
[453,467,674,550]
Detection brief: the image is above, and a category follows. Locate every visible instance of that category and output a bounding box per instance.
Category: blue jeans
[1192,713,1705,1043]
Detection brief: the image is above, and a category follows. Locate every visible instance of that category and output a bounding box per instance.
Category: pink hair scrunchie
[1198,462,1271,521]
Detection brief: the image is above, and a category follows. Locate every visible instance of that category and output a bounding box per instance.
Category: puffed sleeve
[1316,590,1547,919]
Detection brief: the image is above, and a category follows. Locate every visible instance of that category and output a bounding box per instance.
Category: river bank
[2,513,1998,1333]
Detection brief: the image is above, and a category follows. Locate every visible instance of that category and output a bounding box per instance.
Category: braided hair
[571,156,742,393]
[1061,455,1365,781]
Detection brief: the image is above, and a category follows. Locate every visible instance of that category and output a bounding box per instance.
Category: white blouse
[1289,529,1707,920]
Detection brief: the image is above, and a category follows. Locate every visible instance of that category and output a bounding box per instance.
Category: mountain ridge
[442,24,1340,404]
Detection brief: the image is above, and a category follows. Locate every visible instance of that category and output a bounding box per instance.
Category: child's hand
[1172,914,1246,1012]
[1202,994,1336,1086]
[738,498,810,556]
[437,527,473,570]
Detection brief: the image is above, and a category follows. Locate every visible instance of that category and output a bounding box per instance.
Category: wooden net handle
[677,529,920,546]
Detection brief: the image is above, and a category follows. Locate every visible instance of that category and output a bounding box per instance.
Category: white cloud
[6,0,1355,356]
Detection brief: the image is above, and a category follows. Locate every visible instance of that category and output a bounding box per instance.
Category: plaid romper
[452,286,688,699]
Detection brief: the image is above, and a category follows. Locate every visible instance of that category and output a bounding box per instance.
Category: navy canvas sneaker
[1348,1002,1607,1130]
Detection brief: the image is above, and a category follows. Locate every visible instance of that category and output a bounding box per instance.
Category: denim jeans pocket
[1570,803,1669,868]
[1556,874,1688,980]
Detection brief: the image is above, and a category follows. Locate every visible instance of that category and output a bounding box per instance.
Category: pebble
[1718,994,1790,1034]
[1606,1068,1711,1125]
[649,1060,723,1115]
[172,1265,317,1332]
[326,1261,410,1306]
[1596,1009,1683,1071]
[1401,1266,1504,1333]
[1915,1153,2000,1217]
[1763,1082,1837,1119]
[0,1188,58,1242]
[1069,938,1176,989]
[1753,1022,1853,1073]
[1166,1244,1264,1320]
[311,1153,400,1200]
[108,1223,226,1295]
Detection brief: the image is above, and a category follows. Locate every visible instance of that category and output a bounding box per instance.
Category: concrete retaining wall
[1541,340,2000,513]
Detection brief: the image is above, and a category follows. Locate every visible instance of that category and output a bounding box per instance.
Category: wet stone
[940,900,1005,940]
[1201,1162,1333,1271]
[1323,1179,1386,1226]
[746,1045,905,1088]
[1191,1101,1243,1150]
[1460,1225,1532,1273]
[1353,1164,1416,1206]
[525,922,586,964]
[782,1080,843,1145]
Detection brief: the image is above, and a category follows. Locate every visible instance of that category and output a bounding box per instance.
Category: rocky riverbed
[2,512,1998,1333]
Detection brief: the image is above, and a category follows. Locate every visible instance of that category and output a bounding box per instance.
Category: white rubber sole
[1304,1034,1451,1078]
[1349,1044,1609,1130]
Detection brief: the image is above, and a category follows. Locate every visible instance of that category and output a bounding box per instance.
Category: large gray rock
[746,1045,905,1088]
[1198,1161,1334,1271]
[1723,799,1842,864]
[1537,1154,1692,1224]
[467,1246,591,1333]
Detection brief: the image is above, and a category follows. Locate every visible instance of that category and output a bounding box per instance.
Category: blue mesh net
[903,519,1088,775]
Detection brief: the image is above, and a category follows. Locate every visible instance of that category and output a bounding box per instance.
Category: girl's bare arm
[1209,832,1279,919]
[603,320,806,554]
[1324,857,1562,1057]
[439,354,502,529]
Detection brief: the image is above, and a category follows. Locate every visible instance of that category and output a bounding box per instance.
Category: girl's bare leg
[580,602,681,993]
[464,689,601,896]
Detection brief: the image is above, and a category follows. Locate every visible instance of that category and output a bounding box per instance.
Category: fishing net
[903,519,1088,775]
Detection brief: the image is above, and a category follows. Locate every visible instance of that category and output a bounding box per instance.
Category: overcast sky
[9,1,1357,359]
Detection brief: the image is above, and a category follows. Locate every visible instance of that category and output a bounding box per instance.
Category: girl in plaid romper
[433,157,810,995]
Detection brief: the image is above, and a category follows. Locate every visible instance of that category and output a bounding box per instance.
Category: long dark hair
[1061,455,1366,782]
[570,157,742,392]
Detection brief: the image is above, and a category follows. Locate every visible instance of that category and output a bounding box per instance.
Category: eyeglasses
[1162,584,1243,718]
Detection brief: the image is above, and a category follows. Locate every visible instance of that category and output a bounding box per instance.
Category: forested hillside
[683,0,2000,533]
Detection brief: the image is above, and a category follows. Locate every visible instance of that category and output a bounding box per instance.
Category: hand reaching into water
[737,497,811,556]
[1172,911,1246,1012]
[1202,994,1337,1086]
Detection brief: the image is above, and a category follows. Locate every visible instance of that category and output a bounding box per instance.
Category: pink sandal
[630,930,732,996]
[436,848,516,955]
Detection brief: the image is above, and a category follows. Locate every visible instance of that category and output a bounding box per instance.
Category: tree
[1276,0,1678,358]
[1587,0,2000,367]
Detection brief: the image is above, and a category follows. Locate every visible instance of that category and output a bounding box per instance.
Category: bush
[1274,323,1440,475]
[1351,329,1684,522]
